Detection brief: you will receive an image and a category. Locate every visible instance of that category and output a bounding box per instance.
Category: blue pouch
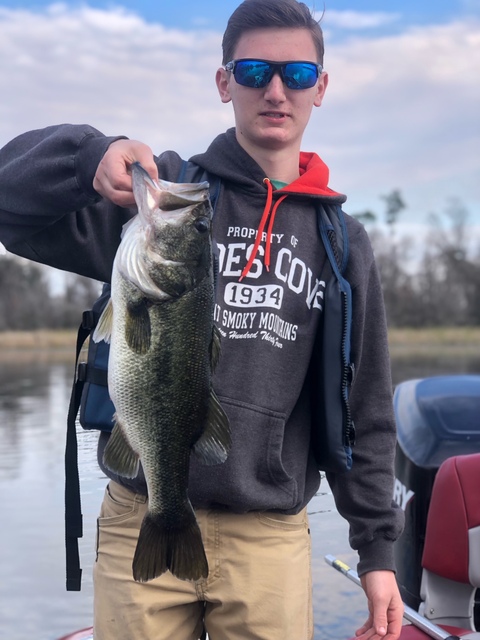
[77,283,115,431]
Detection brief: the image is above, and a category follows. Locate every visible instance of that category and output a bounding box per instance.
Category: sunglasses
[225,58,322,90]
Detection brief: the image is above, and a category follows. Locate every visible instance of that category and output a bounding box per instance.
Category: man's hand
[93,139,158,207]
[355,570,404,640]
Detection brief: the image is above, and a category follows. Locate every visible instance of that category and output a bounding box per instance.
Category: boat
[331,374,480,640]
[58,375,480,640]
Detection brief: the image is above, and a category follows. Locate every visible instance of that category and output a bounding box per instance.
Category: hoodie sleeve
[0,124,130,282]
[326,219,404,576]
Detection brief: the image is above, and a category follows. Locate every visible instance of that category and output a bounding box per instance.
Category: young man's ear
[216,68,232,104]
[314,72,329,107]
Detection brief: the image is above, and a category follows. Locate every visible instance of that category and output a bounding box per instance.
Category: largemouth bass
[93,162,230,582]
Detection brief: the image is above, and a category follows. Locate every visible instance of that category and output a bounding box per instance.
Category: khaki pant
[93,481,313,640]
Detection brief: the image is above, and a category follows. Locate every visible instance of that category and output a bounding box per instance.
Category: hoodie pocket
[188,396,298,512]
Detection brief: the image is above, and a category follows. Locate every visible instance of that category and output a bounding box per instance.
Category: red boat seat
[422,453,480,586]
[419,453,480,630]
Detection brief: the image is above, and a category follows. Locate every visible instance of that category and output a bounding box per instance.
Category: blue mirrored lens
[232,60,320,90]
[283,62,318,89]
[235,61,273,88]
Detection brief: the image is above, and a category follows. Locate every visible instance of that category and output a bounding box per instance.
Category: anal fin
[211,325,221,371]
[192,390,231,465]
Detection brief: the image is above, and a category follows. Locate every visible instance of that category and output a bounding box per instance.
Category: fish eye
[194,217,210,233]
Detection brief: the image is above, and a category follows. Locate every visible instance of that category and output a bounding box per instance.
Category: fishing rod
[325,555,462,640]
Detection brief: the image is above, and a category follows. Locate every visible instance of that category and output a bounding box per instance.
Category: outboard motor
[393,375,480,613]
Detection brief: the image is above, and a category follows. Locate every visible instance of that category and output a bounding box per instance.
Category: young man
[0,1,404,638]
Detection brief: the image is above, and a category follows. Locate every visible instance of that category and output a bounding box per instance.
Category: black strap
[64,322,90,591]
[317,202,348,277]
[77,362,108,386]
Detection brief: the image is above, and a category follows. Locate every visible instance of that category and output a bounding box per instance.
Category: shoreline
[0,330,79,363]
[1,327,480,356]
[0,329,78,350]
[387,327,480,357]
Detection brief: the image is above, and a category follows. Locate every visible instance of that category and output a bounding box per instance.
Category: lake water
[0,349,479,640]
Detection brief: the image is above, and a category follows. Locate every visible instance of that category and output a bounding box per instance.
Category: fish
[93,161,231,582]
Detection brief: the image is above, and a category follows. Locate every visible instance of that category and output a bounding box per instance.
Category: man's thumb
[374,616,387,637]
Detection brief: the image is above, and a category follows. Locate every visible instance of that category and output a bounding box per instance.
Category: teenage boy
[0,1,404,639]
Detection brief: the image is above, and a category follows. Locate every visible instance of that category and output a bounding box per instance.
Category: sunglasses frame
[225,58,323,90]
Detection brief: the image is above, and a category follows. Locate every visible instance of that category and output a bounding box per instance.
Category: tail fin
[132,510,208,582]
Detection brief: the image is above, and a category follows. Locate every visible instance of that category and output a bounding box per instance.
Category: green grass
[1,327,480,352]
[0,329,77,349]
[388,327,480,357]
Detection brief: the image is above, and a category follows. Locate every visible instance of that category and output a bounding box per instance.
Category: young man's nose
[263,72,286,101]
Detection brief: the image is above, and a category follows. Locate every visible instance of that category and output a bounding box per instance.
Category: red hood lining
[239,152,344,280]
[276,152,343,198]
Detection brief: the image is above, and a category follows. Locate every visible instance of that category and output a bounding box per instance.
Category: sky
[0,0,479,251]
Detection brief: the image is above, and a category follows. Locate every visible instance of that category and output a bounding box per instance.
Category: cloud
[460,0,480,13]
[0,3,478,229]
[316,19,480,221]
[320,10,401,30]
[0,4,228,156]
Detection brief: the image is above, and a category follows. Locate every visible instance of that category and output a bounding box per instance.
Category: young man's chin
[252,120,297,144]
[258,129,299,151]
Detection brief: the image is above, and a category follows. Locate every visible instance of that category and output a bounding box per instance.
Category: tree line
[0,256,100,331]
[0,192,479,330]
[357,193,480,327]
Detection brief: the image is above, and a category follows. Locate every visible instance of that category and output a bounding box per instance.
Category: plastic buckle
[82,310,95,330]
[77,362,87,382]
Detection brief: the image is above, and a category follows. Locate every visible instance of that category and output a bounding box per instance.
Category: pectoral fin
[192,390,231,465]
[103,420,140,478]
[125,298,151,354]
[92,298,114,343]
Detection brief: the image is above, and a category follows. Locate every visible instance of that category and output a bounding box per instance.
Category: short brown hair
[222,0,324,65]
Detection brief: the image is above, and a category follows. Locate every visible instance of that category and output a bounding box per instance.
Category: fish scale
[93,162,231,582]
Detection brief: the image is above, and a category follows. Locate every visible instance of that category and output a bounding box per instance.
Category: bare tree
[382,189,406,231]
[53,273,101,327]
[0,255,101,329]
[431,199,480,324]
[0,255,52,329]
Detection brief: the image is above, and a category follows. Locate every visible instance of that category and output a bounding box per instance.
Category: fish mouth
[131,162,208,218]
[156,192,204,211]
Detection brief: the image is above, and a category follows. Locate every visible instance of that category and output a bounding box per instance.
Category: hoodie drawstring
[240,178,288,281]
